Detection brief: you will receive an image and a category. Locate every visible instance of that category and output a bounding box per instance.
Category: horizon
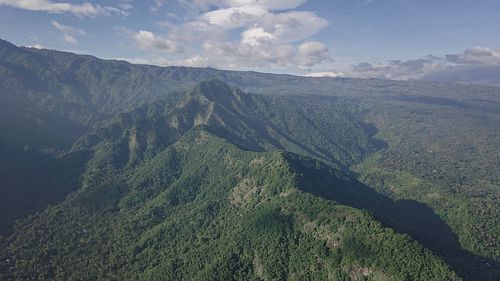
[3,36,500,89]
[1,0,500,85]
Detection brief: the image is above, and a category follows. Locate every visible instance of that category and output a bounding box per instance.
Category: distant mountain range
[1,39,499,281]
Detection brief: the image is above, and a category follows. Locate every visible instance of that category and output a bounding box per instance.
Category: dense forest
[0,39,499,280]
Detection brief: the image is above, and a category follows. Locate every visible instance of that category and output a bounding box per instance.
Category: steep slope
[1,80,462,280]
[0,144,89,236]
[74,80,380,172]
[0,80,380,237]
[351,96,500,263]
[1,38,499,280]
[2,128,459,281]
[2,38,499,152]
[286,153,500,281]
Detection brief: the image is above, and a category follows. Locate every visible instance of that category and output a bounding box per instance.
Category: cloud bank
[324,47,500,86]
[131,0,331,71]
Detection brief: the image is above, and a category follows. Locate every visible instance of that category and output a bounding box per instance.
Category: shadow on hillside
[0,146,90,236]
[285,153,500,281]
[359,122,388,151]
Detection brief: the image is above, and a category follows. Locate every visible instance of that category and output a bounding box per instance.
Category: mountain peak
[177,79,249,112]
[190,79,239,102]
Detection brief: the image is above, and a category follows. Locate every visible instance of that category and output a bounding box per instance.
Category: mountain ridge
[2,124,461,280]
[1,38,499,280]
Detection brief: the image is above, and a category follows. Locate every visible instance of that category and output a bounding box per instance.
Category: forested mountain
[0,39,499,280]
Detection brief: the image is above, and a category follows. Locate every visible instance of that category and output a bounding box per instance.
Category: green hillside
[1,39,499,280]
[2,127,459,281]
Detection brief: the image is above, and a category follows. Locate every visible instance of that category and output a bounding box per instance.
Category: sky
[1,0,500,83]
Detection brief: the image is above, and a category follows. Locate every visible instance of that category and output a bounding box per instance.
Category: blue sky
[1,0,500,81]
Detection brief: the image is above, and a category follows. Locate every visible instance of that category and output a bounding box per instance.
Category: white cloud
[203,5,267,30]
[168,20,226,43]
[156,0,306,12]
[63,34,77,44]
[305,71,344,78]
[200,39,330,70]
[26,43,45,49]
[298,41,331,67]
[335,47,500,83]
[420,47,500,85]
[104,5,131,18]
[299,41,328,56]
[183,55,209,66]
[240,27,274,45]
[446,47,500,65]
[348,58,443,80]
[51,20,85,45]
[240,11,328,45]
[51,21,86,35]
[202,40,297,68]
[133,30,183,53]
[116,2,133,11]
[422,64,500,86]
[0,0,127,17]
[224,0,307,10]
